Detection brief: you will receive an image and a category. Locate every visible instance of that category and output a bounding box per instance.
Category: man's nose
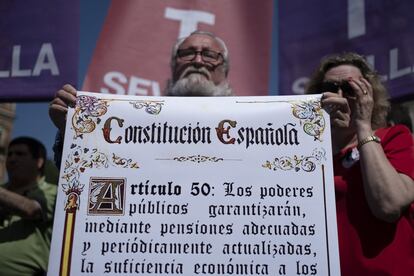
[193,52,204,63]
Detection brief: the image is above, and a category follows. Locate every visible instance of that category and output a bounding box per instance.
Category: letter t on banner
[164,7,215,38]
[83,0,273,97]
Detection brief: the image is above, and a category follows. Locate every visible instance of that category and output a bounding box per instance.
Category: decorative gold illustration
[72,95,109,139]
[174,155,224,163]
[59,143,139,276]
[61,144,139,191]
[64,189,81,211]
[291,99,325,141]
[112,153,140,168]
[129,100,164,115]
[263,148,326,172]
[88,177,125,215]
[236,98,325,141]
[156,155,242,163]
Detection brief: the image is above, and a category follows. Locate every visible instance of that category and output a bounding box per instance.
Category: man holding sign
[49,30,233,136]
[48,31,341,275]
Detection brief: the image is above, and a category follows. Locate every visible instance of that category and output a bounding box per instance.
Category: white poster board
[48,92,340,275]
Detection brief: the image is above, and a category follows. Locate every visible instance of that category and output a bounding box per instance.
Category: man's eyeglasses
[319,81,355,96]
[177,48,223,63]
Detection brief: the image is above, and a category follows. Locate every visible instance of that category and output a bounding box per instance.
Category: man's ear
[37,157,45,170]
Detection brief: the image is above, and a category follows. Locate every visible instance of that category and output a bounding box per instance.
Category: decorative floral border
[173,155,224,163]
[236,98,326,141]
[129,100,163,115]
[156,155,243,163]
[262,148,326,172]
[290,99,325,141]
[61,144,139,209]
[72,95,108,139]
[71,95,164,139]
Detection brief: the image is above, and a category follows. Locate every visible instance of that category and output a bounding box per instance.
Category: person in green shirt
[0,137,57,276]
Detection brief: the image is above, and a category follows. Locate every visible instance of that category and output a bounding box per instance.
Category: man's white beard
[166,74,232,97]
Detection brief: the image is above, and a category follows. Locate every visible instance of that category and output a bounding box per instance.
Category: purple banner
[279,0,414,100]
[0,0,79,101]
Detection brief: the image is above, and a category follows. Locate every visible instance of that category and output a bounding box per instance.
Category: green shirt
[0,179,57,276]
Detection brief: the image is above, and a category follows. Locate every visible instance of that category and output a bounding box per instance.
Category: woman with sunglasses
[306,52,414,275]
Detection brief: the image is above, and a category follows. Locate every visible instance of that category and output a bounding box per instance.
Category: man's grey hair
[169,30,230,76]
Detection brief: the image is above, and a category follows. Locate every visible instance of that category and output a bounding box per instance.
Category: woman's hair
[305,52,390,129]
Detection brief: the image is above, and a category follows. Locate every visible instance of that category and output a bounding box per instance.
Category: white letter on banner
[0,69,9,78]
[366,55,388,81]
[165,7,215,38]
[101,71,127,94]
[33,43,59,76]
[11,45,31,77]
[389,48,413,80]
[292,77,309,95]
[347,0,366,39]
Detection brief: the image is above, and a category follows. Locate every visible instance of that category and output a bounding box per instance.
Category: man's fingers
[62,84,77,95]
[49,84,78,133]
[55,87,77,108]
[48,103,68,132]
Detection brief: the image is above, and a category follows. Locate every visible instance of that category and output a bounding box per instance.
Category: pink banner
[83,0,273,96]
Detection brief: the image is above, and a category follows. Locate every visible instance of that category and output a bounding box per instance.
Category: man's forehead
[8,144,30,153]
[179,34,222,51]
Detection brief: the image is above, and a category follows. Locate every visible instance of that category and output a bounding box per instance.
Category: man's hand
[0,187,42,220]
[49,84,77,134]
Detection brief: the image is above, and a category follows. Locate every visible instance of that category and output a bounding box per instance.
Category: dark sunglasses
[319,81,355,96]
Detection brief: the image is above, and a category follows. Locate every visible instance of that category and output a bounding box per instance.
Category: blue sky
[13,103,56,159]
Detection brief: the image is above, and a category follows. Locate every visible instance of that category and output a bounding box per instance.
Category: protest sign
[48,92,340,275]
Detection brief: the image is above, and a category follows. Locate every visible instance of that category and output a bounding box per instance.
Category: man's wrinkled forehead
[179,34,223,52]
